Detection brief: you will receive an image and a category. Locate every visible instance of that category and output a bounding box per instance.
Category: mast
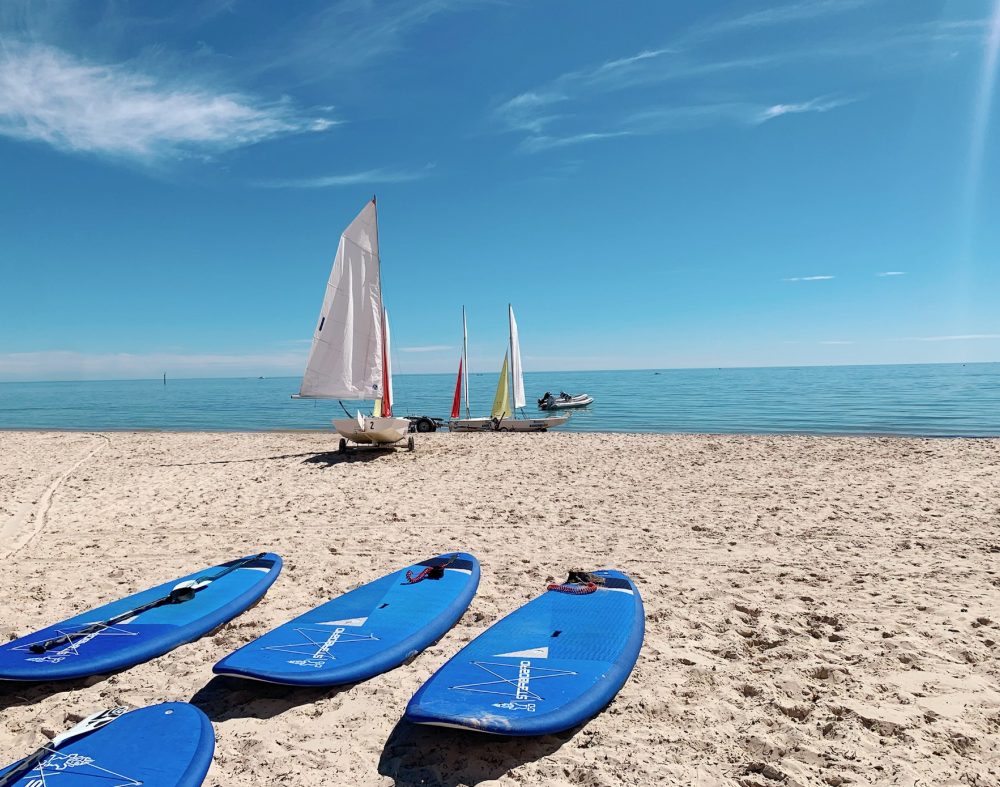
[507,304,526,416]
[462,305,470,418]
[381,307,393,417]
[508,304,515,418]
[374,195,393,418]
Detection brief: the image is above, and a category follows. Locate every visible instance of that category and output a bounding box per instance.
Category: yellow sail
[490,352,512,420]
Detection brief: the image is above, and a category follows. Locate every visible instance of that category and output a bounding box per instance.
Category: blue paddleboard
[0,702,214,787]
[213,552,479,686]
[405,569,643,735]
[0,553,282,681]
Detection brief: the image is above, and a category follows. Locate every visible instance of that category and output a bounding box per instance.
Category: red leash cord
[546,581,599,595]
[405,554,459,584]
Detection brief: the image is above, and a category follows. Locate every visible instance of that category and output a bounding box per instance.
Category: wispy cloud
[520,131,633,153]
[399,345,453,353]
[908,334,1000,342]
[783,275,835,282]
[0,41,334,161]
[257,165,435,189]
[273,0,489,78]
[492,2,986,154]
[877,271,907,276]
[512,94,856,152]
[688,0,874,40]
[820,340,854,345]
[494,91,567,134]
[755,95,857,123]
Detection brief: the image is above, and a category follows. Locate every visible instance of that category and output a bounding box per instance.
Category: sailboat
[450,306,471,421]
[292,197,413,451]
[449,305,569,433]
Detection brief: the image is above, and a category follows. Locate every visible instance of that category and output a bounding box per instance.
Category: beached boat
[449,305,569,433]
[538,391,594,410]
[292,197,413,451]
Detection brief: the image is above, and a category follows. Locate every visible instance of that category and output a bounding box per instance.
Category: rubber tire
[499,427,510,432]
[338,438,347,453]
[416,418,434,433]
[407,436,415,451]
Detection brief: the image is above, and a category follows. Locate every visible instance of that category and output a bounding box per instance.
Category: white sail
[298,200,384,400]
[509,304,526,409]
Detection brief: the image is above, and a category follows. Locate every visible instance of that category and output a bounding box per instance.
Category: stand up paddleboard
[0,553,282,681]
[213,552,479,686]
[0,702,214,787]
[405,569,643,735]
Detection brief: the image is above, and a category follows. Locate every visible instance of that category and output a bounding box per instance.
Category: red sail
[450,357,463,419]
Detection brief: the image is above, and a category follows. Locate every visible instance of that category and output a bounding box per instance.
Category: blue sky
[1,0,999,381]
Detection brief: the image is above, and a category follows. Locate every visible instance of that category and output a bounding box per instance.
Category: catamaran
[293,197,413,452]
[449,305,569,433]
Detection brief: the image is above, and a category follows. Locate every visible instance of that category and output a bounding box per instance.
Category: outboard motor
[538,391,551,408]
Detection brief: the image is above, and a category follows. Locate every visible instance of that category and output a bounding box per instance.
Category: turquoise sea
[0,363,997,436]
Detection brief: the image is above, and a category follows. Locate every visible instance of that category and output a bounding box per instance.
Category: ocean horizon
[0,361,997,437]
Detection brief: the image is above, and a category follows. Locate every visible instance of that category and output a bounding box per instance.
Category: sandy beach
[0,430,998,786]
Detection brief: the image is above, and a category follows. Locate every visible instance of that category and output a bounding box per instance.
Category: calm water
[0,364,997,436]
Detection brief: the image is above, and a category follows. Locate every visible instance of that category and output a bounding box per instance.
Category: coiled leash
[546,570,605,595]
[405,553,459,584]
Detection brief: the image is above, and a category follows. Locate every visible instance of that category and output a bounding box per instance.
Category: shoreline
[1,427,998,440]
[1,431,998,785]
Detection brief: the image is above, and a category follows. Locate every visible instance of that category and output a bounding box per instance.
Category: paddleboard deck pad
[405,569,643,735]
[213,552,479,686]
[0,553,282,681]
[0,702,214,787]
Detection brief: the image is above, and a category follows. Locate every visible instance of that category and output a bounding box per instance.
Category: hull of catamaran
[333,416,410,444]
[448,416,569,433]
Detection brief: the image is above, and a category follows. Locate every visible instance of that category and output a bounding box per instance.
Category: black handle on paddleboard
[0,708,127,787]
[28,553,267,654]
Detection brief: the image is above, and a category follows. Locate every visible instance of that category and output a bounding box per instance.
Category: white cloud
[520,131,634,153]
[756,96,857,123]
[270,0,489,80]
[257,165,434,189]
[783,275,835,281]
[515,95,855,153]
[820,340,854,345]
[877,271,907,276]
[491,3,983,154]
[0,349,307,382]
[690,0,874,40]
[0,41,335,161]
[494,91,567,133]
[909,334,1000,342]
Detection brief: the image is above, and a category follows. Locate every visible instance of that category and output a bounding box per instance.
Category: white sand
[1,431,998,786]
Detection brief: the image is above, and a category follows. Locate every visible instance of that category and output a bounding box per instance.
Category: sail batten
[297,200,384,401]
